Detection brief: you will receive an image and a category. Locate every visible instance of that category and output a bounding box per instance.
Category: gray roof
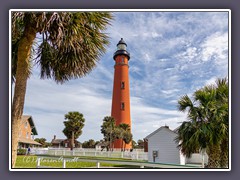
[19,137,42,145]
[51,139,65,144]
[144,126,177,140]
[51,139,81,144]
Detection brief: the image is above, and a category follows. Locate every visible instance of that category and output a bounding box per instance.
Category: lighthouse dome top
[117,38,127,46]
[114,38,130,60]
[117,38,127,51]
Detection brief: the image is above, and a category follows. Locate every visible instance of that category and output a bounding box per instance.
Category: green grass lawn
[15,155,143,168]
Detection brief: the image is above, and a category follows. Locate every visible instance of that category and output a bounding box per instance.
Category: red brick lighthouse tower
[111,38,132,150]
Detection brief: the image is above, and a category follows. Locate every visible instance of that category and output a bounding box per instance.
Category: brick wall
[19,118,32,139]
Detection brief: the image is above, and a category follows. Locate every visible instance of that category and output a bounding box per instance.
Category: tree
[137,139,144,149]
[35,138,52,147]
[34,138,46,144]
[63,112,85,150]
[176,78,228,168]
[100,116,118,151]
[132,140,137,148]
[82,139,96,148]
[11,12,112,167]
[34,138,47,147]
[88,139,96,148]
[100,118,133,151]
[118,123,131,151]
[122,131,133,151]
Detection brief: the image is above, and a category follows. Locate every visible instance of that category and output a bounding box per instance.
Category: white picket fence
[31,148,148,161]
[36,155,199,169]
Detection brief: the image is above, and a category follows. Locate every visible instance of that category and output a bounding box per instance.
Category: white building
[144,125,208,166]
[144,126,180,164]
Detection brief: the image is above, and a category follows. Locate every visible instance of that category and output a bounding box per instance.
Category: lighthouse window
[121,102,125,110]
[121,57,124,63]
[121,82,125,89]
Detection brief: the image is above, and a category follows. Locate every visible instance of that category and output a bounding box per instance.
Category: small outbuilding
[144,125,208,166]
[144,125,181,164]
[51,135,81,148]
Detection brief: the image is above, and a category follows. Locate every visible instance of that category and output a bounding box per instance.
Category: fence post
[121,151,124,158]
[37,157,41,168]
[136,151,139,160]
[63,159,66,168]
[96,161,100,168]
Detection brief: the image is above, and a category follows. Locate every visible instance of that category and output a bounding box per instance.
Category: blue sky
[21,11,229,143]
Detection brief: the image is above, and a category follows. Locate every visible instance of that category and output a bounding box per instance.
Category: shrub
[17,149,27,155]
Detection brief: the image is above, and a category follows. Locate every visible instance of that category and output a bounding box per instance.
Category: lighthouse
[111,38,132,150]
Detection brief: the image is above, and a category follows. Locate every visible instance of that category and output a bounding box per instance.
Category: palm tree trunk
[124,140,126,151]
[71,131,74,151]
[121,139,124,151]
[112,141,114,151]
[220,139,229,168]
[206,144,221,168]
[12,25,36,168]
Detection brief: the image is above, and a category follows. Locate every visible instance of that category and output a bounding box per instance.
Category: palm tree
[100,116,116,151]
[176,78,228,168]
[63,112,85,150]
[195,78,228,168]
[11,11,113,167]
[212,78,228,168]
[122,131,133,151]
[118,123,131,151]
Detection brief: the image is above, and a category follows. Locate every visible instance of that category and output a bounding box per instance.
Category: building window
[65,143,68,148]
[26,132,29,139]
[121,102,125,110]
[25,122,28,128]
[121,82,125,89]
[121,57,124,63]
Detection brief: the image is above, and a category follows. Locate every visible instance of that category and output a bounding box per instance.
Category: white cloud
[24,73,112,142]
[204,76,218,86]
[200,32,228,62]
[130,96,187,139]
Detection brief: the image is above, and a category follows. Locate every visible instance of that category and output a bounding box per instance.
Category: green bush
[17,149,27,155]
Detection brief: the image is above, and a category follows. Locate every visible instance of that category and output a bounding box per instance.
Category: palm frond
[176,77,229,161]
[35,12,113,83]
[177,95,194,112]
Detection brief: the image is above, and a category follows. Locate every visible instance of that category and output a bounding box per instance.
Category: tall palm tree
[176,78,228,168]
[11,11,113,167]
[63,112,85,150]
[195,78,228,168]
[212,78,228,168]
